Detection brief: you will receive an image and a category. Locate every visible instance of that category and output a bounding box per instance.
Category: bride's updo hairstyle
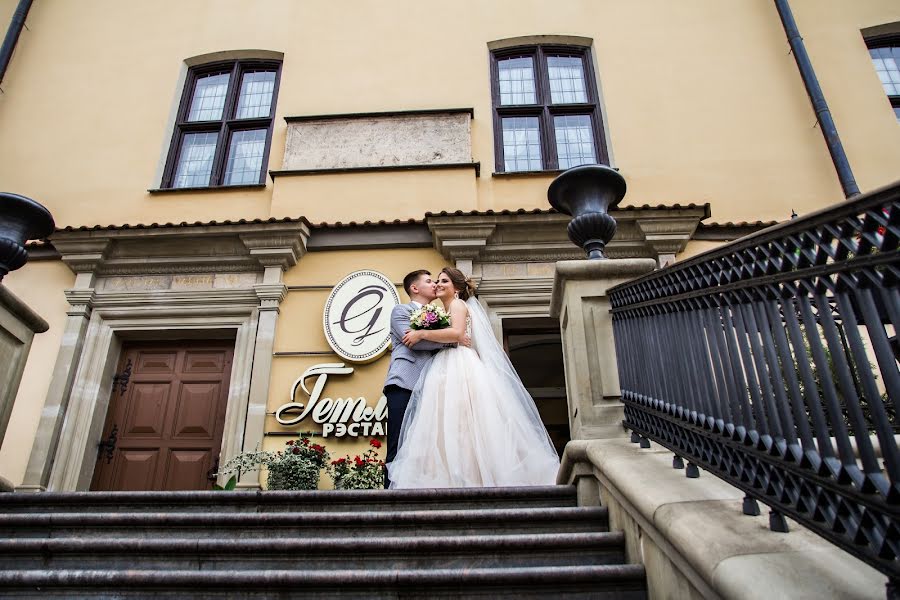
[440,267,476,301]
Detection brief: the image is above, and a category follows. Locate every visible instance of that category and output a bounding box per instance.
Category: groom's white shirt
[384,300,444,391]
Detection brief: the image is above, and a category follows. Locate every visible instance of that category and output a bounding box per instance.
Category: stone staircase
[0,485,647,598]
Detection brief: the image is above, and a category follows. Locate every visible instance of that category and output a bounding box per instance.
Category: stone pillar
[238,225,308,489]
[0,285,49,446]
[18,240,107,492]
[549,259,656,440]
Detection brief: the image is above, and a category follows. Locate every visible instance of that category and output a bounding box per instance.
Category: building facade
[0,0,898,492]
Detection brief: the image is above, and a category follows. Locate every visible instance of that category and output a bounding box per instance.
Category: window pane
[224,129,267,185]
[187,72,230,121]
[502,117,542,171]
[894,106,900,123]
[555,115,596,169]
[870,46,900,98]
[173,132,218,188]
[236,71,276,119]
[498,57,536,105]
[548,56,587,104]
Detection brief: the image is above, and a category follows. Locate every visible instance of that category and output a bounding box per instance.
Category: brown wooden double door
[91,341,233,491]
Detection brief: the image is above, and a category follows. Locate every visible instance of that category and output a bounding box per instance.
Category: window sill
[492,166,618,178]
[492,170,563,178]
[270,162,480,178]
[147,184,267,194]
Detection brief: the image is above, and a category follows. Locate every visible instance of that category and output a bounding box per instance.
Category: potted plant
[218,438,330,491]
[328,439,386,490]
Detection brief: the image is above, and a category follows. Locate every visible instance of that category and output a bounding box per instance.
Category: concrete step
[0,532,626,571]
[0,565,649,599]
[0,485,576,514]
[0,506,609,539]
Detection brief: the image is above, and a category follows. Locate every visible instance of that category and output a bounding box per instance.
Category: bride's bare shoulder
[448,298,469,314]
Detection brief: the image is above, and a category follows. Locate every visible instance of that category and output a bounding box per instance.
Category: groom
[383,269,469,488]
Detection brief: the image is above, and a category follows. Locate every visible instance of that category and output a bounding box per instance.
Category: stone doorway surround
[426,206,707,441]
[17,219,309,492]
[426,204,710,331]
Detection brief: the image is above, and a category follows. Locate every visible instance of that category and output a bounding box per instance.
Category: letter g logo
[323,270,400,363]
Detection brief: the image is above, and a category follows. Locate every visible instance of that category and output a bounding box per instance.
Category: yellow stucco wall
[0,0,17,39]
[0,261,74,486]
[0,0,896,230]
[271,170,478,224]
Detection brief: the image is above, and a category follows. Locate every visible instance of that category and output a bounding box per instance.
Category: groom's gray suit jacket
[384,302,446,391]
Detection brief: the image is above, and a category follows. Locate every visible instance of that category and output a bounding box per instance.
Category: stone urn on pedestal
[0,193,54,471]
[0,192,55,281]
[547,166,657,441]
[547,164,626,260]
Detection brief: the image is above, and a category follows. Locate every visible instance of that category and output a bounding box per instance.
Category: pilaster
[238,227,307,490]
[18,247,101,492]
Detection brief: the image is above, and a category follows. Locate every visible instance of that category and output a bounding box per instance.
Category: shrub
[219,438,330,491]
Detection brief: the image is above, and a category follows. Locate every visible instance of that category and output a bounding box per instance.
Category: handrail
[609,179,899,305]
[608,180,900,582]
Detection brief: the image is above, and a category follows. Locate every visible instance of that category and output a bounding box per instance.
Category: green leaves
[212,475,238,491]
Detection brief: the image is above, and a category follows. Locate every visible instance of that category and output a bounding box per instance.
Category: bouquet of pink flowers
[409,304,451,330]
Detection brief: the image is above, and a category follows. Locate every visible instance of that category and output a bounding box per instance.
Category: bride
[387,266,560,488]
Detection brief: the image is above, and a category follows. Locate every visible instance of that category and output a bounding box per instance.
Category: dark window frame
[490,44,608,173]
[866,34,900,120]
[162,59,282,189]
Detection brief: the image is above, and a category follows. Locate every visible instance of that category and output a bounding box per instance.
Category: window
[868,37,900,123]
[162,60,281,188]
[490,46,607,173]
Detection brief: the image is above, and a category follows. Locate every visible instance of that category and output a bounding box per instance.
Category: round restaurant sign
[323,270,400,363]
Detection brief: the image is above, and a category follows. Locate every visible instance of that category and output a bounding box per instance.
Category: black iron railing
[609,181,900,581]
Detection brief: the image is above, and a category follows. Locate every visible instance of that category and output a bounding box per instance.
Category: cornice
[53,239,112,274]
[48,220,311,276]
[239,222,310,270]
[634,216,705,255]
[63,289,96,317]
[254,283,288,311]
[429,206,707,263]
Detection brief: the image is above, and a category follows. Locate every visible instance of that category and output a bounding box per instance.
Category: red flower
[354,456,364,466]
[286,440,294,446]
[370,439,382,449]
[311,444,325,454]
[301,438,310,445]
[332,457,346,465]
[291,446,301,455]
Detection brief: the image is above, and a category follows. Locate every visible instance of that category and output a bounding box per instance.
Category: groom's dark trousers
[384,383,412,489]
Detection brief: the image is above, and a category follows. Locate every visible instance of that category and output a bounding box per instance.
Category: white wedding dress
[388,297,560,488]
